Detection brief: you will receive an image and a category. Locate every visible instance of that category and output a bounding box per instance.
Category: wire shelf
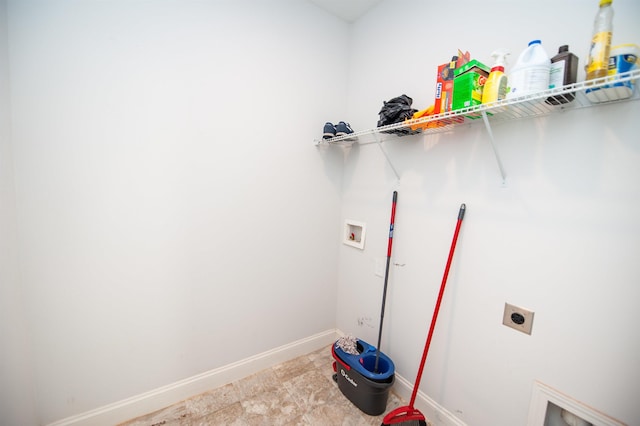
[316,69,640,146]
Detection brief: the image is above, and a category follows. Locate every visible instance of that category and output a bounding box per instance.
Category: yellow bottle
[482,50,510,104]
[586,0,614,81]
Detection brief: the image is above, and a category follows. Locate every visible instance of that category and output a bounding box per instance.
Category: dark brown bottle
[546,45,579,105]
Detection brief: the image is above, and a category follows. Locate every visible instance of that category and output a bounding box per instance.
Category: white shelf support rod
[374,133,401,182]
[481,111,507,185]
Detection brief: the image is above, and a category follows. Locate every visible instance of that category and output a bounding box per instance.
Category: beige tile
[119,348,426,426]
[319,364,339,385]
[234,367,280,397]
[272,355,314,383]
[284,368,340,410]
[304,403,371,425]
[184,383,242,418]
[308,347,338,385]
[242,385,305,425]
[307,345,333,369]
[189,401,247,426]
[118,401,188,426]
[279,414,309,426]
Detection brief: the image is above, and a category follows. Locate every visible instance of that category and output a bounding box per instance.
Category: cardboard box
[452,59,490,112]
[434,61,455,114]
[433,51,470,115]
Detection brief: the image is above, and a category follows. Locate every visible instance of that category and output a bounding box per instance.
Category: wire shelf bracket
[374,132,401,182]
[481,110,507,186]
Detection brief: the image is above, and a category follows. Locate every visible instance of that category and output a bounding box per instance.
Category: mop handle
[374,191,398,374]
[409,203,465,406]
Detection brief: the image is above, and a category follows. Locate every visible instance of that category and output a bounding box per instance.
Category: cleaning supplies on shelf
[506,40,551,99]
[433,50,471,114]
[586,43,639,102]
[482,50,510,104]
[586,0,614,83]
[452,59,490,117]
[434,55,458,114]
[546,45,579,105]
[607,44,640,97]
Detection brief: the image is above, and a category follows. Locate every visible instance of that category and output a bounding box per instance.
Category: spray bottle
[482,50,510,104]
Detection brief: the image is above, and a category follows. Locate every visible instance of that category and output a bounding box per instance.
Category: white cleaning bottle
[506,40,551,99]
[482,50,510,104]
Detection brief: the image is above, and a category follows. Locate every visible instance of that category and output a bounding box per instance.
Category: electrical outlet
[503,303,535,335]
[357,316,374,328]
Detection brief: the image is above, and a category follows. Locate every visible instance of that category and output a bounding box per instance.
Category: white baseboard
[391,373,467,426]
[48,329,338,426]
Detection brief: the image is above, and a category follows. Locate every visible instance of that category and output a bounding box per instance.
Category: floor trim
[48,329,338,426]
[391,373,467,426]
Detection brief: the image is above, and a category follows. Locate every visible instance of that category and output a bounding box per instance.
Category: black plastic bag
[377,94,420,135]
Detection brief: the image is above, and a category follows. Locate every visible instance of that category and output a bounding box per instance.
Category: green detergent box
[452,59,490,113]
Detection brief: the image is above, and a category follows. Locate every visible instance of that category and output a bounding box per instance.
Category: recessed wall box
[344,220,366,249]
[527,381,626,426]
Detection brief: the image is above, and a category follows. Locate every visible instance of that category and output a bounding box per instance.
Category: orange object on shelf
[405,105,464,131]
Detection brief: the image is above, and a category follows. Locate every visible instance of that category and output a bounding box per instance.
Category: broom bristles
[381,405,427,426]
[381,419,427,426]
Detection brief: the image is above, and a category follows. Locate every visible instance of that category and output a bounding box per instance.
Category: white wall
[6,1,640,424]
[0,0,38,424]
[7,0,348,423]
[337,1,640,425]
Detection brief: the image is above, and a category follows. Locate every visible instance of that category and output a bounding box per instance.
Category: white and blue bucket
[586,43,639,102]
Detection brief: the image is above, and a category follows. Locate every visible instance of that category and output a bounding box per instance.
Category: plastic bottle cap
[528,40,542,46]
[599,0,612,6]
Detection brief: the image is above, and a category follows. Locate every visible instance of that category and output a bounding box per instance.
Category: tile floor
[119,345,426,426]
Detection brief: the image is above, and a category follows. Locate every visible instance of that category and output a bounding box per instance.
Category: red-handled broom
[381,203,466,426]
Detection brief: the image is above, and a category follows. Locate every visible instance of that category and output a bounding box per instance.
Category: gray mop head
[336,335,359,355]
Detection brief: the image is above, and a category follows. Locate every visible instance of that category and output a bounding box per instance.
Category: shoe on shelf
[323,122,336,139]
[335,121,355,139]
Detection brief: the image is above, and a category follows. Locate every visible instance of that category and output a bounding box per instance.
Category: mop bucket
[331,339,395,416]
